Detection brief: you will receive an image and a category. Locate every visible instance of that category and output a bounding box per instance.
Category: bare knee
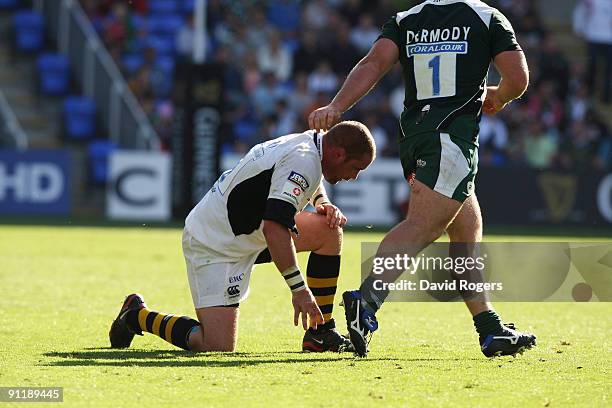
[295,212,343,255]
[407,180,461,243]
[187,327,236,352]
[446,196,482,242]
[318,223,342,255]
[189,332,236,352]
[407,216,446,243]
[193,307,239,352]
[203,341,236,352]
[447,222,481,242]
[190,343,236,352]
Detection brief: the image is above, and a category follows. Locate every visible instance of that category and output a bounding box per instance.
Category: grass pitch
[0,225,610,407]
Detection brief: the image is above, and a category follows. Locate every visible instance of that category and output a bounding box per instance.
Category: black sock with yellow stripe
[125,309,200,350]
[306,253,340,322]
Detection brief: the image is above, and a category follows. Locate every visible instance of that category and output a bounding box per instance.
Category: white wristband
[281,266,305,292]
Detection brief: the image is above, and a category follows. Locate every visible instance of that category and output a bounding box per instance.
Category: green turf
[0,226,610,407]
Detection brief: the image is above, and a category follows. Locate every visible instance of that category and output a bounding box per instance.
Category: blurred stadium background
[0,0,610,232]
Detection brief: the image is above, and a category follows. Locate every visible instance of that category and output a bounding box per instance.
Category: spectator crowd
[81,0,611,171]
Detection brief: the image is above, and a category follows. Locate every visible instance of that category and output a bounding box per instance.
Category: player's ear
[327,145,346,163]
[335,146,347,163]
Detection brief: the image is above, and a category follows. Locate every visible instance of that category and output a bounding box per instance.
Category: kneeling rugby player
[109,121,376,352]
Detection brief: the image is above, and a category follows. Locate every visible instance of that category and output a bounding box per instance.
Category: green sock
[473,310,503,336]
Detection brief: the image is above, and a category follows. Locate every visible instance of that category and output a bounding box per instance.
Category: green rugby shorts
[399,131,478,203]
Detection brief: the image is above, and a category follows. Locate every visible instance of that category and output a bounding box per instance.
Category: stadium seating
[130,14,147,34]
[182,0,195,15]
[63,96,96,140]
[155,56,175,97]
[0,0,20,10]
[121,53,145,75]
[37,53,70,95]
[146,14,183,38]
[88,139,118,184]
[12,10,44,52]
[156,55,175,75]
[234,120,258,144]
[146,35,175,56]
[148,0,180,14]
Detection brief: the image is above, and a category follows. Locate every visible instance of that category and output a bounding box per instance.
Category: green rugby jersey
[380,0,521,143]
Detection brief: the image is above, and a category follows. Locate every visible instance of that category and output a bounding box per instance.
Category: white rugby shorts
[182,229,259,308]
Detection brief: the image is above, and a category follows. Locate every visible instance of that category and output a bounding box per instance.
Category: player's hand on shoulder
[292,287,324,330]
[308,105,342,131]
[316,203,347,229]
[483,86,509,115]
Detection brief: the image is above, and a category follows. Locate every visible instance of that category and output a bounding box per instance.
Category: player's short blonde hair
[326,121,376,160]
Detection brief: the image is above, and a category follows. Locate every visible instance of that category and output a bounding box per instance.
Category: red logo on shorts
[407,171,416,186]
[293,187,301,196]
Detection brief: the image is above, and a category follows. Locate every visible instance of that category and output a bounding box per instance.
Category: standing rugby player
[309,0,536,357]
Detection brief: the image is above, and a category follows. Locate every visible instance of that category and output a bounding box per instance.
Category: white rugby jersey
[185,131,323,262]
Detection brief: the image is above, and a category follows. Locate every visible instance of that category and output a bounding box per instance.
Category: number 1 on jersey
[413,52,458,100]
[428,55,441,96]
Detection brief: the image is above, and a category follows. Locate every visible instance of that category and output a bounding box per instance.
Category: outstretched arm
[308,38,399,131]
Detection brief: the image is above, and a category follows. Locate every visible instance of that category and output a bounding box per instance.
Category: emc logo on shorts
[229,273,245,283]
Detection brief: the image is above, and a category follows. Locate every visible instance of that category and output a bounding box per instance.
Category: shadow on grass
[41,348,402,367]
